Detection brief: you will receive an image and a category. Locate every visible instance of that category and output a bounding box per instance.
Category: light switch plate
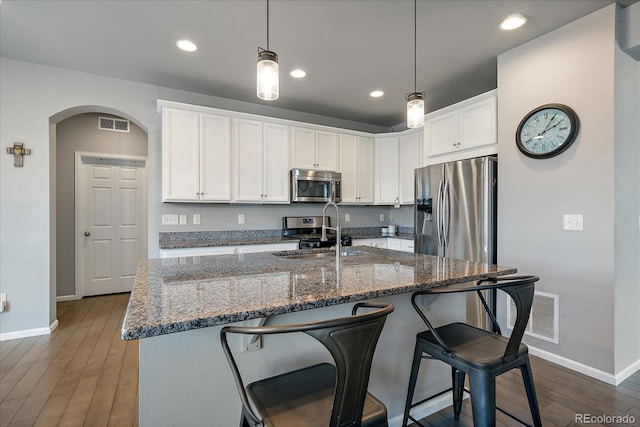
[344,213,351,222]
[563,214,583,231]
[193,214,201,225]
[179,214,187,225]
[238,214,246,225]
[379,214,385,222]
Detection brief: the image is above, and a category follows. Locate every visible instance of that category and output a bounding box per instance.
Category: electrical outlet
[193,214,201,225]
[0,293,7,313]
[238,214,246,225]
[179,214,187,225]
[162,214,179,225]
[344,213,350,222]
[563,214,583,231]
[379,213,385,222]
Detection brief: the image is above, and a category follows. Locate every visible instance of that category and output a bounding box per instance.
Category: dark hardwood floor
[1,294,638,426]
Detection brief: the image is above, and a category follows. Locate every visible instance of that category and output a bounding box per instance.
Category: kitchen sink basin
[272,249,365,260]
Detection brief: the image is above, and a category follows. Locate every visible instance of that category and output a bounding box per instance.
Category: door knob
[84,231,91,236]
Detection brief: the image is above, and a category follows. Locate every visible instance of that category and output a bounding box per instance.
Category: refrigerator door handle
[436,179,444,248]
[442,178,451,248]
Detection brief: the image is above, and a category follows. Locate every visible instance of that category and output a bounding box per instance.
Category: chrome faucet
[321,200,341,268]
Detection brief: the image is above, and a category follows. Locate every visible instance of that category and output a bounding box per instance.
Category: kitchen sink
[272,249,365,260]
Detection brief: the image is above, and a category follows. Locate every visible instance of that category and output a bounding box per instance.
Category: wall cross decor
[6,142,32,167]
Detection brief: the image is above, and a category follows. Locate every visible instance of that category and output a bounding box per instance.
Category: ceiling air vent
[98,116,130,133]
[507,290,559,344]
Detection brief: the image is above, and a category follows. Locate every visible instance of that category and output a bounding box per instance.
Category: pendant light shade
[257,49,279,100]
[406,92,425,129]
[257,0,279,101]
[406,0,424,128]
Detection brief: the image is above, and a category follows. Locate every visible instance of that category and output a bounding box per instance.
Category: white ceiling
[1,0,636,129]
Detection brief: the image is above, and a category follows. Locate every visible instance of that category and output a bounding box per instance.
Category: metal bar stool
[221,301,394,427]
[402,275,543,427]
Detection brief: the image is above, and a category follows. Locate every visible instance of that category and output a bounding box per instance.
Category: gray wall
[55,113,148,297]
[497,4,639,375]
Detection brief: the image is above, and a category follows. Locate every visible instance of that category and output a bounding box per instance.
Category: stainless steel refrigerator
[414,156,497,327]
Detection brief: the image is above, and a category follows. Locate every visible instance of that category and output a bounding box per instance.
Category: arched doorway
[50,107,148,301]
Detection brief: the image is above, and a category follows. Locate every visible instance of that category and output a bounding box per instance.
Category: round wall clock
[515,103,579,159]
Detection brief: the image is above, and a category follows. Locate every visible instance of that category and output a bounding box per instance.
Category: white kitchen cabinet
[234,119,290,203]
[399,130,422,204]
[339,135,374,204]
[401,239,415,253]
[162,108,232,202]
[386,238,403,251]
[352,238,387,249]
[291,127,339,171]
[159,242,298,258]
[424,90,497,162]
[374,136,399,205]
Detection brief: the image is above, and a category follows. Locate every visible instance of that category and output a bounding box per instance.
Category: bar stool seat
[402,276,543,427]
[221,301,394,427]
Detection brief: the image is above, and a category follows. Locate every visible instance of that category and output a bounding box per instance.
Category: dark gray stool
[402,276,543,427]
[221,301,394,427]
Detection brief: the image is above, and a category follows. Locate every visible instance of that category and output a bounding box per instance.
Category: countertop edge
[121,268,517,341]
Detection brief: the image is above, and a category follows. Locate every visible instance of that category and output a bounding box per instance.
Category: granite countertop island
[122,246,516,340]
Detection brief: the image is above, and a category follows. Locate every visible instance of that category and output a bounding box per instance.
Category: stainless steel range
[282,216,352,249]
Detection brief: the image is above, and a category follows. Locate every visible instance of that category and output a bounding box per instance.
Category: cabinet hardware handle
[84,231,91,236]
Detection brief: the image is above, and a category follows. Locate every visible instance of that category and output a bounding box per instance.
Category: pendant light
[406,0,424,128]
[257,0,279,100]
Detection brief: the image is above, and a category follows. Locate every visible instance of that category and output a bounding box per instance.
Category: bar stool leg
[452,367,466,420]
[520,359,543,427]
[402,342,424,426]
[468,370,496,427]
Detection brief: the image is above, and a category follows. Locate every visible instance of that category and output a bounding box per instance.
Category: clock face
[516,104,579,159]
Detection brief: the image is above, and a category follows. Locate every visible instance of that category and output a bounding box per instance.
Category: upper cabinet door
[262,123,290,203]
[426,112,458,156]
[162,108,200,201]
[457,96,497,150]
[374,136,399,205]
[291,127,316,169]
[399,130,422,204]
[234,119,264,202]
[339,134,359,203]
[356,136,374,204]
[200,113,232,201]
[315,130,339,171]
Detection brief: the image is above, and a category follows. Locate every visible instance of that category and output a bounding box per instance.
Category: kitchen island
[122,247,516,426]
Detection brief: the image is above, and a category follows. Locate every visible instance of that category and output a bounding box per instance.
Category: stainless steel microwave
[290,169,341,203]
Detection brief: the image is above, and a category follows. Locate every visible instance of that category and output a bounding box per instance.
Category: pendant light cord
[266,0,270,51]
[413,0,417,93]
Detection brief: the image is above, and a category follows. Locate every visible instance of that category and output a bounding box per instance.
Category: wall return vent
[98,116,130,133]
[507,290,559,344]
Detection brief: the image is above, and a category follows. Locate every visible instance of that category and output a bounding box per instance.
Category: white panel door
[77,154,147,297]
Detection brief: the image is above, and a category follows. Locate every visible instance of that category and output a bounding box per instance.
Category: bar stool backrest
[221,301,394,427]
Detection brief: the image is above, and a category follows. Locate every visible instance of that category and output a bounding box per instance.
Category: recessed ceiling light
[370,90,384,98]
[290,69,306,78]
[499,13,527,30]
[176,39,198,52]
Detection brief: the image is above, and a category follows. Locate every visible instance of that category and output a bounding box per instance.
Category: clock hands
[524,117,566,145]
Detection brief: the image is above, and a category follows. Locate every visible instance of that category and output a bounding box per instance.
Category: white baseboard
[56,294,78,302]
[388,391,459,427]
[529,345,640,386]
[0,319,58,341]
